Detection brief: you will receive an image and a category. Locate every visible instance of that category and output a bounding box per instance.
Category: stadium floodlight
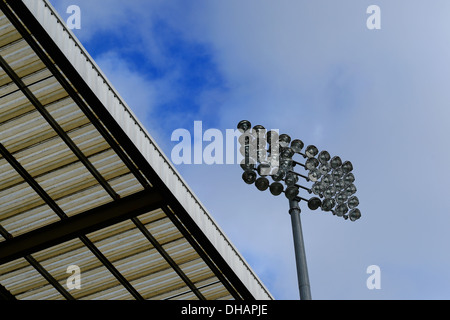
[237,120,362,300]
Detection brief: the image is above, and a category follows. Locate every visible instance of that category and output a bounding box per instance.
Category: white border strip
[21,0,273,300]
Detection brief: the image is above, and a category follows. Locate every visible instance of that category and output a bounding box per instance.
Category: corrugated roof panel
[0,182,46,221]
[28,77,68,106]
[17,282,64,300]
[86,220,154,263]
[69,264,127,299]
[0,12,20,49]
[1,108,53,151]
[178,259,216,285]
[131,267,192,300]
[137,208,168,225]
[0,38,46,80]
[0,68,54,103]
[85,220,180,289]
[0,257,63,299]
[107,173,144,198]
[11,125,102,179]
[0,82,35,123]
[1,202,58,237]
[144,216,184,245]
[200,281,233,300]
[163,238,199,264]
[32,238,83,263]
[56,183,111,217]
[35,157,101,200]
[0,101,89,154]
[0,156,22,193]
[80,284,132,300]
[32,238,134,300]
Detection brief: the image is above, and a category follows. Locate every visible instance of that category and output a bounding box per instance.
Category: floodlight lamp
[331,167,344,181]
[255,177,270,191]
[279,158,293,172]
[330,156,342,169]
[290,139,304,153]
[321,174,333,186]
[324,186,336,199]
[344,184,357,197]
[281,147,295,159]
[334,179,345,190]
[308,197,322,210]
[321,198,335,211]
[336,192,347,204]
[279,134,291,148]
[305,145,319,158]
[308,169,321,182]
[305,158,319,170]
[242,171,257,184]
[253,125,266,133]
[237,120,251,132]
[269,182,284,196]
[347,196,359,209]
[334,203,348,217]
[349,208,361,221]
[271,169,285,181]
[311,182,322,195]
[285,185,299,200]
[318,150,331,164]
[285,172,299,186]
[318,163,331,175]
[342,161,353,174]
[343,173,355,187]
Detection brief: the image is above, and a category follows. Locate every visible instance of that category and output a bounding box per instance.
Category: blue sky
[49,0,450,300]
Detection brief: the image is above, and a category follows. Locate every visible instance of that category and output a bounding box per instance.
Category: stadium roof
[0,0,272,300]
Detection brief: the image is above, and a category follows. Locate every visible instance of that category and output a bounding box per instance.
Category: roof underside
[0,0,272,300]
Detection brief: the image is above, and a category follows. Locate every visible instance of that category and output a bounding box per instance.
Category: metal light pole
[289,199,311,300]
[237,120,361,300]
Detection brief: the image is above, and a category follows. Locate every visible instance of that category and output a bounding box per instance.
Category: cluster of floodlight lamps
[238,120,361,221]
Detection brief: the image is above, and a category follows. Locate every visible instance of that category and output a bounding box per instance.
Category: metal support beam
[289,199,312,300]
[78,235,143,300]
[25,255,74,300]
[0,142,67,220]
[0,189,163,265]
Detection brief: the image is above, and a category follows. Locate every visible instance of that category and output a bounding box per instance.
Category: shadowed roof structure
[0,0,272,300]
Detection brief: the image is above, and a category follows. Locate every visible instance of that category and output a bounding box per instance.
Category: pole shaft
[289,199,312,300]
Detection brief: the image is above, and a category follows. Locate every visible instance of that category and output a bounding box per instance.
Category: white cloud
[48,0,450,299]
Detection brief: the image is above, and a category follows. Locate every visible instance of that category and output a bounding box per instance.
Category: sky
[48,0,450,300]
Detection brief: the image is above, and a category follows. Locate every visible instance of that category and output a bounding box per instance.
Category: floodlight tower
[237,120,361,300]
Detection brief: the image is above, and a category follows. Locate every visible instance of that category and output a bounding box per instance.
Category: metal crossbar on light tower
[237,120,361,300]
